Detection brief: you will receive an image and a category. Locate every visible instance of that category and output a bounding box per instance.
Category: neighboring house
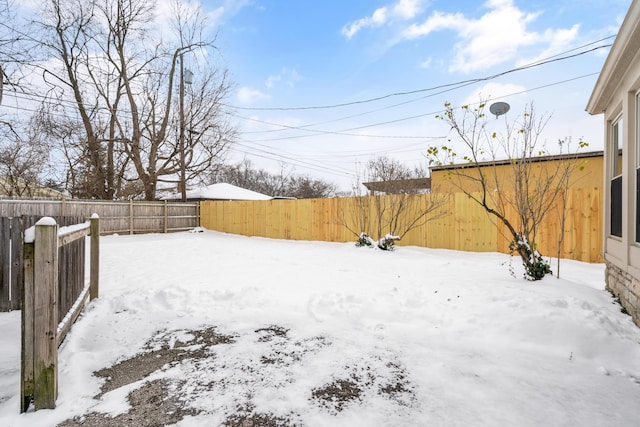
[429,151,603,193]
[586,0,640,326]
[0,177,67,199]
[162,183,274,202]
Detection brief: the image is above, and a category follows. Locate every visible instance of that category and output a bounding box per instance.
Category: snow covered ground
[1,229,640,426]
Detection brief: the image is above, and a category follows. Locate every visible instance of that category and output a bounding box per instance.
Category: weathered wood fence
[0,199,198,312]
[0,217,24,311]
[1,216,89,312]
[0,199,199,235]
[20,216,100,411]
[200,188,603,263]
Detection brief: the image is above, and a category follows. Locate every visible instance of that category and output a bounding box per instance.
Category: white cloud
[516,24,580,66]
[401,0,581,74]
[393,0,424,19]
[265,68,302,89]
[342,7,388,39]
[236,86,270,105]
[342,0,426,39]
[237,68,301,106]
[403,10,466,38]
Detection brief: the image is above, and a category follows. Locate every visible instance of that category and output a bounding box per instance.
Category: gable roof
[163,183,273,201]
[586,0,640,114]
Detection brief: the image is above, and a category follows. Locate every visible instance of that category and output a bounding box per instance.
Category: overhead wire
[0,30,614,180]
[235,72,601,144]
[228,36,614,141]
[223,70,601,176]
[227,36,614,111]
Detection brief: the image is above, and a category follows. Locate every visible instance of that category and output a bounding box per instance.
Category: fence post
[20,238,34,412]
[0,217,9,312]
[90,215,100,300]
[129,200,133,235]
[32,218,59,410]
[164,200,168,234]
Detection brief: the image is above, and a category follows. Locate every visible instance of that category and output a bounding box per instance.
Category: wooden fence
[21,216,100,411]
[200,188,603,263]
[0,199,199,235]
[0,217,23,311]
[0,216,90,312]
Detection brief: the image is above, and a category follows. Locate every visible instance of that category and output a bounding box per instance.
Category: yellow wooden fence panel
[199,188,603,263]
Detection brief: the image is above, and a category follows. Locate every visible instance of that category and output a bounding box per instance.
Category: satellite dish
[489,101,510,118]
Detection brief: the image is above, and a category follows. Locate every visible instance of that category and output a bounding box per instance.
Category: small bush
[356,232,375,247]
[378,233,401,251]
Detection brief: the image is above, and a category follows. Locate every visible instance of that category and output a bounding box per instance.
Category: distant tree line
[208,160,336,199]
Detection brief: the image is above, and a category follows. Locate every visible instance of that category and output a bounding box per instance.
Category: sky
[1,230,640,425]
[1,0,632,193]
[193,0,632,191]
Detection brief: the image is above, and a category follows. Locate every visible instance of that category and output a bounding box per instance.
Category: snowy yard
[1,229,640,426]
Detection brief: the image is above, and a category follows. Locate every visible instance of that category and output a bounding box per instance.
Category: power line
[228,111,443,139]
[227,36,614,112]
[229,142,355,178]
[236,72,599,144]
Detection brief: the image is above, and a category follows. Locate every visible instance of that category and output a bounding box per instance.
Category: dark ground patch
[59,379,196,427]
[57,325,414,427]
[223,405,300,427]
[94,326,235,397]
[312,378,364,413]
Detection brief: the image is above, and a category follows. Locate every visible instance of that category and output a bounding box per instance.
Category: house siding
[587,0,640,327]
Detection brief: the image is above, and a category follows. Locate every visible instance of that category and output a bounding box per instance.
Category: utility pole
[179,54,186,202]
[0,65,4,106]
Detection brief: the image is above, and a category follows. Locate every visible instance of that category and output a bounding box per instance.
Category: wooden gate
[20,216,100,411]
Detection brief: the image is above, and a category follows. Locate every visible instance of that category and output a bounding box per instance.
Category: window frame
[611,114,623,238]
[636,93,640,243]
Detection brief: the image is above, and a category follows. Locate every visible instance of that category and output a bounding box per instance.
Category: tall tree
[28,0,235,200]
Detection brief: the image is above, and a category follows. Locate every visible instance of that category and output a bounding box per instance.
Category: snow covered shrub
[377,233,401,251]
[356,232,375,247]
[510,234,551,280]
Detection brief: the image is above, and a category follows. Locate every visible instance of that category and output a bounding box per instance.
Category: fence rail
[200,188,603,263]
[0,199,199,235]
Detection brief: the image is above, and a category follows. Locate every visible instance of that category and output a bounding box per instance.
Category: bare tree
[427,101,586,280]
[286,175,337,199]
[0,116,54,197]
[156,67,237,194]
[31,0,110,198]
[0,0,28,104]
[99,0,235,200]
[26,0,235,200]
[366,156,415,183]
[342,157,446,250]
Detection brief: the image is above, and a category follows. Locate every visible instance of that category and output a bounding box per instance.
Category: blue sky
[199,0,632,191]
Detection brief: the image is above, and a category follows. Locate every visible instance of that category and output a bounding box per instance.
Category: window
[637,94,640,242]
[611,117,623,237]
